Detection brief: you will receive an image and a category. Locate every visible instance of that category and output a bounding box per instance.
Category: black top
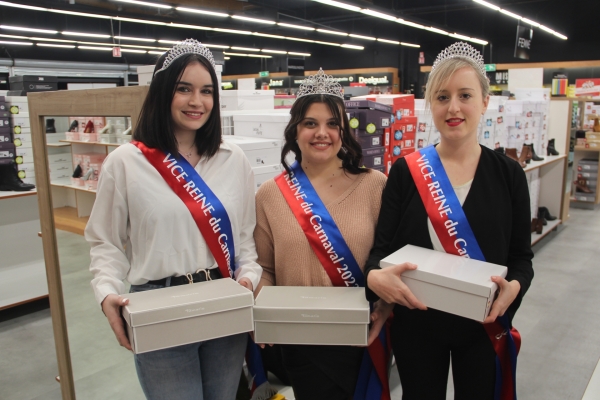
[365,145,534,322]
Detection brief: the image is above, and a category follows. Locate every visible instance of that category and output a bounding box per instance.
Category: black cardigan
[365,146,534,322]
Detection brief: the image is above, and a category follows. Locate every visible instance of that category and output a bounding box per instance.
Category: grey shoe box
[122,278,254,354]
[380,245,507,322]
[254,286,369,346]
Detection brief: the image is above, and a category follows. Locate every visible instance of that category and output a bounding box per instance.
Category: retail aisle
[0,207,599,400]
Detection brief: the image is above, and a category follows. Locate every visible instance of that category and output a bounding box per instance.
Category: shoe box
[0,143,15,164]
[392,94,415,120]
[220,90,275,111]
[253,164,283,193]
[578,159,599,173]
[16,162,35,179]
[356,133,383,149]
[345,100,392,133]
[390,116,417,158]
[232,113,289,139]
[5,96,28,116]
[8,75,58,92]
[222,135,282,168]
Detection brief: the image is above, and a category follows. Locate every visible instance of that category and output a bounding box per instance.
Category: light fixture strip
[62,31,110,38]
[472,0,567,39]
[175,6,229,18]
[114,0,171,9]
[277,22,315,31]
[231,15,276,25]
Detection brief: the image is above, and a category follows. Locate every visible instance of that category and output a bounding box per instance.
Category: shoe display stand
[0,190,48,309]
[571,146,599,208]
[26,86,148,400]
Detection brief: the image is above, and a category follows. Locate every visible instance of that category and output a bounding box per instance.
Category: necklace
[179,143,195,159]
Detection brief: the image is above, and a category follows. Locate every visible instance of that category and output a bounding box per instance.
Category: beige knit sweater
[254,170,387,288]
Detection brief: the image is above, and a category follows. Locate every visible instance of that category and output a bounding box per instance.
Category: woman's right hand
[101,294,132,351]
[367,263,427,310]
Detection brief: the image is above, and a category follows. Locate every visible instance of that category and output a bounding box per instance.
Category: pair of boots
[575,178,595,193]
[547,139,559,156]
[0,162,35,191]
[531,207,557,234]
[499,144,542,168]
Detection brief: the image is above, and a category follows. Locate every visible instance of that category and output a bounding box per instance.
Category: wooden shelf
[53,206,89,235]
[46,142,71,147]
[531,219,561,245]
[59,139,123,146]
[523,154,567,172]
[51,179,96,193]
[0,190,37,200]
[574,146,600,152]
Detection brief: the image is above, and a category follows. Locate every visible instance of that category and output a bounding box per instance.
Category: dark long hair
[281,94,367,175]
[133,53,222,160]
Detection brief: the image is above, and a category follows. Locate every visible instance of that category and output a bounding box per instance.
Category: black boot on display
[547,139,559,156]
[525,143,544,161]
[68,120,79,132]
[538,206,557,221]
[72,164,82,178]
[494,147,505,155]
[0,163,35,191]
[45,118,56,133]
[537,208,548,226]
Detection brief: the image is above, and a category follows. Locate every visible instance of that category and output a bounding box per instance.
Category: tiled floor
[1,206,599,400]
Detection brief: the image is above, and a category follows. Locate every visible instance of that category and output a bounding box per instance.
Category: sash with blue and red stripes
[405,145,521,400]
[133,141,275,399]
[275,161,391,400]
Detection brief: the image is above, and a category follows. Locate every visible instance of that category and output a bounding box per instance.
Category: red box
[391,148,415,164]
[392,95,415,117]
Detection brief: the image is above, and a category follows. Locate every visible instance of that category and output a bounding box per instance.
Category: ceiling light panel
[341,44,364,50]
[113,36,156,42]
[37,43,75,48]
[377,38,399,44]
[261,49,287,54]
[349,34,376,40]
[213,28,252,35]
[0,40,32,45]
[312,0,361,12]
[288,52,311,57]
[473,0,500,11]
[277,22,315,31]
[0,1,45,11]
[114,0,171,9]
[0,25,57,34]
[175,7,229,18]
[78,46,112,51]
[231,46,260,52]
[231,16,275,25]
[317,29,347,36]
[62,31,110,38]
[361,9,397,21]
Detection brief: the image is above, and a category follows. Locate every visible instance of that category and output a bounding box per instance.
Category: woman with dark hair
[86,39,261,399]
[253,69,388,399]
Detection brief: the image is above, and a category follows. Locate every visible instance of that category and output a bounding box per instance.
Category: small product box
[232,113,290,139]
[122,278,254,354]
[586,132,600,141]
[13,134,32,148]
[578,159,599,172]
[379,245,507,322]
[253,286,369,346]
[223,135,282,167]
[362,153,384,168]
[344,99,393,114]
[220,90,275,111]
[0,143,16,163]
[12,116,30,134]
[574,193,596,202]
[5,95,29,114]
[392,94,415,117]
[253,164,282,192]
[0,131,11,144]
[356,134,383,149]
[363,146,386,157]
[9,75,58,92]
[0,117,10,130]
[347,109,391,132]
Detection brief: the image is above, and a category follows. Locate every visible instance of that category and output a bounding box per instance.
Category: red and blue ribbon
[276,161,391,400]
[405,146,520,400]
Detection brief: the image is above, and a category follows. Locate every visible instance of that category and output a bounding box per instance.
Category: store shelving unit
[571,146,600,207]
[0,190,47,309]
[28,86,148,400]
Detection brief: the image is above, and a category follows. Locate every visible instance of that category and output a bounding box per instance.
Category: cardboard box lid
[122,278,253,328]
[232,113,290,123]
[223,135,282,151]
[221,90,275,97]
[379,245,507,297]
[254,286,369,324]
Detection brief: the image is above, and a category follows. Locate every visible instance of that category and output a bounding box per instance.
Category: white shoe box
[379,245,507,322]
[232,114,289,139]
[223,135,282,167]
[122,278,254,354]
[13,134,32,148]
[221,90,275,111]
[253,164,282,192]
[254,286,369,346]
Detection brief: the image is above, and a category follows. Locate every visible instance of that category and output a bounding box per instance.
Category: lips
[311,142,331,149]
[183,111,204,119]
[446,118,464,127]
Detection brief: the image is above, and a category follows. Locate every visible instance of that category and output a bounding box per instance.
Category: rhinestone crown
[431,42,486,77]
[296,68,344,99]
[155,38,216,74]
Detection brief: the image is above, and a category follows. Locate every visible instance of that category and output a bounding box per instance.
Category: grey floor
[1,207,600,400]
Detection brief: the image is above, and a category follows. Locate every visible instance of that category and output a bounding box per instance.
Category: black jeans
[280,344,364,400]
[391,306,496,400]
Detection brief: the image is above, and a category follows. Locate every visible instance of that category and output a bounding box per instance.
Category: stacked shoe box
[390,95,416,170]
[0,97,15,168]
[6,96,32,183]
[573,159,598,202]
[345,99,390,174]
[226,113,287,192]
[584,131,600,149]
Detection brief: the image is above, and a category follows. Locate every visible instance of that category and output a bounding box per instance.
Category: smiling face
[170,61,214,137]
[430,66,489,144]
[296,102,343,167]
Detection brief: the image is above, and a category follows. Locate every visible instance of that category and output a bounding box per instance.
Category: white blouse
[428,179,473,252]
[86,141,262,305]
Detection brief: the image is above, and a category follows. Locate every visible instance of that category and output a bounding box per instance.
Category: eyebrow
[177,81,213,88]
[437,87,475,92]
[303,116,336,121]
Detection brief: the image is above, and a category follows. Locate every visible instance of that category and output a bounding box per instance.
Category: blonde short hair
[425,58,490,108]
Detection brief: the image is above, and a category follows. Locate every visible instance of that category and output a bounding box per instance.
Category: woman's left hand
[483,276,521,324]
[238,277,253,292]
[367,300,394,346]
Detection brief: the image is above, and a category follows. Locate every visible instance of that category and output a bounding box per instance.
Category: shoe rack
[0,190,47,309]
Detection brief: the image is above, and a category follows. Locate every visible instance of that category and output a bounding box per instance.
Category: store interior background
[1,0,600,399]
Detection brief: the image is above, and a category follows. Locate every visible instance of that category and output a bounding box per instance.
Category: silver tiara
[431,42,486,77]
[155,38,216,74]
[296,68,344,99]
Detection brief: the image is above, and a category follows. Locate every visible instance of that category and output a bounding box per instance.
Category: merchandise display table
[0,189,47,309]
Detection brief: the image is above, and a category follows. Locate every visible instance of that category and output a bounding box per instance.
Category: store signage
[418,52,425,65]
[357,73,393,86]
[575,78,600,97]
[485,64,496,72]
[514,25,532,60]
[112,47,121,58]
[255,76,291,89]
[487,70,509,85]
[259,71,269,78]
[287,58,305,76]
